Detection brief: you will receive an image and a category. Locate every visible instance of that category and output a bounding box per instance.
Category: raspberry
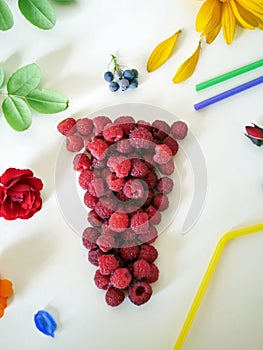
[123,179,145,199]
[116,138,134,154]
[103,123,123,142]
[88,248,104,266]
[158,159,175,175]
[157,177,174,194]
[105,286,125,307]
[143,170,158,189]
[87,210,103,227]
[153,193,169,211]
[130,159,148,178]
[99,196,117,212]
[76,117,93,136]
[133,259,151,278]
[73,153,91,171]
[78,169,94,189]
[96,234,115,252]
[66,135,84,152]
[91,156,107,169]
[152,120,171,140]
[143,189,154,207]
[138,244,158,263]
[110,268,132,289]
[82,227,100,250]
[163,136,179,156]
[137,120,152,131]
[130,212,149,234]
[94,269,110,290]
[171,120,188,140]
[120,245,140,261]
[109,212,129,232]
[128,281,152,306]
[107,155,131,178]
[114,115,136,135]
[88,178,105,197]
[98,254,118,275]
[94,201,113,219]
[121,229,137,246]
[144,263,159,283]
[57,117,76,136]
[145,205,161,225]
[106,173,125,192]
[153,144,173,164]
[84,192,98,209]
[87,138,108,160]
[129,128,153,149]
[93,116,111,136]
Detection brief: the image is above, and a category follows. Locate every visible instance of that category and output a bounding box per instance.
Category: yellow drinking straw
[173,223,263,350]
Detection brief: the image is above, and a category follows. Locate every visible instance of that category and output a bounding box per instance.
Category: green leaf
[26,88,69,114]
[2,96,32,131]
[0,0,14,31]
[52,0,75,3]
[7,63,41,96]
[0,66,5,88]
[18,0,56,30]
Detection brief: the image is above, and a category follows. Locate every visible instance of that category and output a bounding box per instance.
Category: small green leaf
[0,66,5,88]
[18,0,56,30]
[7,63,41,96]
[0,0,14,31]
[26,88,69,114]
[2,96,32,131]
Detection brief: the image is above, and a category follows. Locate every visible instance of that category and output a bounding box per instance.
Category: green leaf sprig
[0,63,69,131]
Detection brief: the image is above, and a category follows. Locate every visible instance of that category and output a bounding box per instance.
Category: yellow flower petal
[222,2,236,44]
[146,30,181,73]
[172,41,201,84]
[236,1,262,28]
[196,0,219,32]
[230,0,256,29]
[205,22,222,44]
[237,0,263,18]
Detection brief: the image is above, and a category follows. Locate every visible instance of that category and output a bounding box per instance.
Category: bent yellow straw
[173,223,263,350]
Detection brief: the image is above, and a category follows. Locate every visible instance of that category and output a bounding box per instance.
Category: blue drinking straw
[194,76,263,111]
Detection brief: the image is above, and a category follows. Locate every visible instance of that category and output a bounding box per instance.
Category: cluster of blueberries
[104,68,139,92]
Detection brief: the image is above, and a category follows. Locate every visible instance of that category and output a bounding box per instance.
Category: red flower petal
[245,126,263,139]
[22,177,43,191]
[0,168,33,187]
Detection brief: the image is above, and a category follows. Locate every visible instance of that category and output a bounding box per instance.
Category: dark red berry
[94,201,113,219]
[158,159,175,175]
[105,286,125,307]
[171,120,188,140]
[98,254,118,275]
[153,144,173,164]
[123,179,145,199]
[128,281,152,306]
[57,118,76,136]
[93,116,112,136]
[78,169,94,189]
[129,128,153,149]
[87,210,103,227]
[87,138,108,160]
[103,123,123,142]
[82,227,100,250]
[133,259,151,278]
[94,269,110,290]
[114,115,136,135]
[120,245,140,261]
[163,136,179,156]
[144,263,159,283]
[88,248,104,266]
[73,153,91,171]
[145,205,161,225]
[138,244,158,263]
[152,120,170,140]
[110,268,132,289]
[153,193,169,211]
[84,192,98,209]
[96,234,115,252]
[156,177,174,194]
[130,159,148,178]
[130,212,149,234]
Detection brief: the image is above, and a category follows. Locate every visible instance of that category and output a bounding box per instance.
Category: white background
[0,1,263,350]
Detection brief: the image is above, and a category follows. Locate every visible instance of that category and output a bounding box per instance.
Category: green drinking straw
[196,58,263,91]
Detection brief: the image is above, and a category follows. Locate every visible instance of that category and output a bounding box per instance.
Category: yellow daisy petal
[205,22,222,44]
[196,0,218,32]
[230,0,257,29]
[222,2,236,44]
[237,0,263,18]
[235,1,262,28]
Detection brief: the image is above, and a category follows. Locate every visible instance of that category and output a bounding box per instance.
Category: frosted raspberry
[88,178,105,197]
[84,192,98,209]
[88,210,103,227]
[157,176,174,194]
[171,120,188,140]
[144,263,159,283]
[109,212,129,232]
[163,136,179,156]
[128,281,152,306]
[152,120,171,140]
[133,259,151,278]
[130,212,149,234]
[57,117,76,136]
[98,254,118,275]
[105,286,125,307]
[120,245,140,261]
[82,227,100,250]
[94,269,110,290]
[103,123,123,142]
[91,157,107,169]
[66,135,84,152]
[114,115,136,135]
[107,155,131,178]
[76,117,93,136]
[129,128,153,149]
[153,144,173,164]
[110,268,132,289]
[145,205,161,225]
[158,159,175,175]
[96,234,115,252]
[106,173,125,192]
[87,138,108,160]
[73,153,91,171]
[138,244,158,263]
[93,116,111,136]
[137,120,152,131]
[143,170,158,189]
[88,248,104,266]
[78,169,94,189]
[94,201,113,219]
[123,179,145,199]
[116,138,134,154]
[130,159,148,178]
[153,193,169,211]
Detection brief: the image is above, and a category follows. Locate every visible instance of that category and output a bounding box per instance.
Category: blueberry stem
[110,54,119,72]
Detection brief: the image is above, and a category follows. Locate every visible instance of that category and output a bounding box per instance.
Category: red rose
[0,168,43,220]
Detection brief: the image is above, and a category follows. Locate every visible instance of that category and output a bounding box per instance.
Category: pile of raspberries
[57,115,188,306]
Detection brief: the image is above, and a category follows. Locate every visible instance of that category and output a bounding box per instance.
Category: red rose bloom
[0,168,43,220]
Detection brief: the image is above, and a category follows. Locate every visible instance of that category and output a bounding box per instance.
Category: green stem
[111,54,119,72]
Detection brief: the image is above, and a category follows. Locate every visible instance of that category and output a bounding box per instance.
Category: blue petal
[34,310,57,337]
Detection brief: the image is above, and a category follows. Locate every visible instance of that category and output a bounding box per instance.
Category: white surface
[0,1,263,350]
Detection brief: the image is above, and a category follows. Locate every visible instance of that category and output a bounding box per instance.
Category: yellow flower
[196,0,263,44]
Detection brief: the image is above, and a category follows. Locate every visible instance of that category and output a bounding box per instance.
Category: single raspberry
[158,159,175,175]
[143,170,158,189]
[57,117,76,136]
[133,259,151,278]
[138,226,158,244]
[94,201,113,219]
[84,192,98,209]
[109,212,129,232]
[94,269,110,290]
[145,205,162,225]
[87,138,108,160]
[129,128,153,149]
[116,138,134,154]
[88,248,104,266]
[120,245,140,261]
[82,227,100,250]
[103,123,123,142]
[130,159,148,178]
[93,116,112,136]
[78,169,94,189]
[106,173,125,192]
[152,120,171,140]
[114,115,136,135]
[130,212,149,234]
[137,120,152,131]
[123,179,145,199]
[73,153,91,171]
[87,178,105,197]
[157,177,174,194]
[76,117,93,136]
[163,136,179,156]
[128,281,152,306]
[110,268,132,289]
[88,210,103,227]
[138,244,158,263]
[171,120,188,140]
[153,193,169,211]
[144,263,159,283]
[107,155,131,178]
[66,135,84,152]
[105,286,125,307]
[153,144,173,164]
[96,234,115,252]
[98,254,118,275]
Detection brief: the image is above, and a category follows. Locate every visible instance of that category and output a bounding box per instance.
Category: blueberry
[119,78,129,91]
[104,71,114,82]
[109,81,119,92]
[131,69,138,79]
[114,69,123,80]
[129,79,138,89]
[123,69,135,81]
